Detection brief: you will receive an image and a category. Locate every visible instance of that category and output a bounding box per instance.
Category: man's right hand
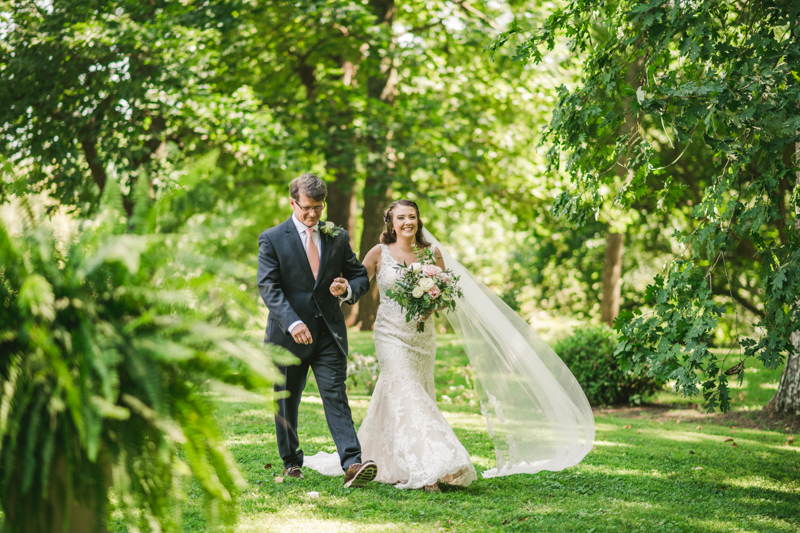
[290,323,313,345]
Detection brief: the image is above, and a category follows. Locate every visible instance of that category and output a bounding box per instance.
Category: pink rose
[422,264,441,277]
[437,272,450,283]
[428,285,441,299]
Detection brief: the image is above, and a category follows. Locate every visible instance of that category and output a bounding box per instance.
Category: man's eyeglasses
[294,201,325,214]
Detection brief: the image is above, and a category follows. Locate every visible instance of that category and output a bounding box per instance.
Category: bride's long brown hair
[380,199,432,247]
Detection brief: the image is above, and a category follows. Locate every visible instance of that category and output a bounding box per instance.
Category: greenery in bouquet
[385,247,463,332]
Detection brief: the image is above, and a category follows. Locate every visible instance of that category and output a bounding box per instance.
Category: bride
[304,199,595,490]
[358,199,477,491]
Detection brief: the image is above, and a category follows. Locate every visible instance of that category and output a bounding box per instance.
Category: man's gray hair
[290,173,327,201]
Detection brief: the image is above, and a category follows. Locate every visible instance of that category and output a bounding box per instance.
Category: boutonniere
[319,221,342,239]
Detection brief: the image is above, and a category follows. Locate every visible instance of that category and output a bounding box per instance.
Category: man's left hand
[330,277,349,297]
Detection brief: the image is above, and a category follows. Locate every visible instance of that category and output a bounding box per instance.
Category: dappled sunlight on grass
[301,395,324,404]
[766,444,800,453]
[226,435,268,446]
[593,425,623,436]
[723,476,800,494]
[238,517,404,533]
[441,411,486,430]
[578,465,652,477]
[239,409,274,420]
[236,498,407,533]
[467,454,495,471]
[158,332,800,533]
[300,436,336,448]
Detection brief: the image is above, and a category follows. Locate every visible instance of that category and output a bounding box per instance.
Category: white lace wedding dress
[304,244,477,489]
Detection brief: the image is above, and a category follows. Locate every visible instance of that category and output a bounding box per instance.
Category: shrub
[346,352,380,395]
[555,325,663,406]
[0,196,280,532]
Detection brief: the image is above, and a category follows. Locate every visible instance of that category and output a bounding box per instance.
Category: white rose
[418,277,435,291]
[410,262,422,272]
[325,221,335,230]
[411,286,425,298]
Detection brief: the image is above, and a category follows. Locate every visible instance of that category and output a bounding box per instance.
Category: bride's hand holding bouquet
[385,247,462,332]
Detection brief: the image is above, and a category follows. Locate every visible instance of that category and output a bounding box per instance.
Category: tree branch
[455,0,499,30]
[730,288,764,319]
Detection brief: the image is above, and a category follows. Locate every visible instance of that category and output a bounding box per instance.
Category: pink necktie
[306,228,319,279]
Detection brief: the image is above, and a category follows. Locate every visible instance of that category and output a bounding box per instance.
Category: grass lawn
[119,330,798,532]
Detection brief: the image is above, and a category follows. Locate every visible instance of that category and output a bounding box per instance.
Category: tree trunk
[324,58,360,324]
[354,0,397,331]
[600,58,640,326]
[765,140,800,415]
[355,176,393,330]
[326,176,357,248]
[324,59,359,245]
[766,339,800,416]
[327,170,359,327]
[80,136,107,195]
[601,232,625,325]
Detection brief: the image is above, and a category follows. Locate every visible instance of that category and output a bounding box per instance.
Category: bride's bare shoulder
[363,244,383,263]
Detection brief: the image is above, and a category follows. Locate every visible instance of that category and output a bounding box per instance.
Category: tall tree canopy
[489,0,800,413]
[0,0,279,214]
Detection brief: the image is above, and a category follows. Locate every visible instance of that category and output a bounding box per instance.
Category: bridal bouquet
[385,247,462,332]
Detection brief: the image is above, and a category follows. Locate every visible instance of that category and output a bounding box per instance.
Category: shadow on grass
[154,395,800,533]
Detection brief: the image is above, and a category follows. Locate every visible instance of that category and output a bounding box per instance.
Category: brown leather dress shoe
[282,466,304,479]
[343,460,378,488]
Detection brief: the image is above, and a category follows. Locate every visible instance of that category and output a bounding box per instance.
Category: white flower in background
[410,262,422,272]
[418,277,435,291]
[325,221,335,230]
[412,286,425,298]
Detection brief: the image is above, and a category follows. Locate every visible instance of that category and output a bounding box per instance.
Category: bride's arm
[362,244,383,281]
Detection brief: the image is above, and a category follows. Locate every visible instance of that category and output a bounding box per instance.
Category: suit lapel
[283,218,315,283]
[314,231,333,290]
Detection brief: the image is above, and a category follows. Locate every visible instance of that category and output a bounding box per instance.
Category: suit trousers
[274,317,361,471]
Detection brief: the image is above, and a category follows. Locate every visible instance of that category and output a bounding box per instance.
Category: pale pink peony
[437,272,450,283]
[422,264,441,277]
[428,285,441,299]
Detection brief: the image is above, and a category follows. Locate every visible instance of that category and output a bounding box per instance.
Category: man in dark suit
[257,173,376,487]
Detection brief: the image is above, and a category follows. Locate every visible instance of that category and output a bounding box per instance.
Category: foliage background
[1,0,797,528]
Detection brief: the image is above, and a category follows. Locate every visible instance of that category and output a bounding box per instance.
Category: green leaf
[18,274,56,322]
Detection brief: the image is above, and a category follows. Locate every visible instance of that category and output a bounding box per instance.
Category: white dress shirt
[291,213,322,261]
[287,214,352,334]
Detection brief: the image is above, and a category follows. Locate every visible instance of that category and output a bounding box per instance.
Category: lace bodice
[376,244,400,300]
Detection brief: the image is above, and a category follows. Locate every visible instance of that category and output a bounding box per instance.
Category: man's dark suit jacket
[257,217,369,359]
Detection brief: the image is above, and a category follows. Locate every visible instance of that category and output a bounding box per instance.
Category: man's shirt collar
[292,214,318,233]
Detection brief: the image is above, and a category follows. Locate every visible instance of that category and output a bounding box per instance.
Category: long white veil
[424,228,595,477]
